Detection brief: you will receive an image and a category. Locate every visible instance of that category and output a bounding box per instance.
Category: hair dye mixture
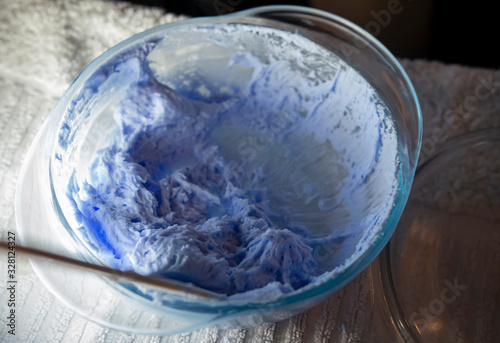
[56,24,400,300]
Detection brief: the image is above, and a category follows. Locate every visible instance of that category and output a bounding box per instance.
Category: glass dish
[15,5,422,334]
[379,128,500,342]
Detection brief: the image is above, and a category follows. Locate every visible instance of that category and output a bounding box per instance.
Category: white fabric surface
[0,0,499,342]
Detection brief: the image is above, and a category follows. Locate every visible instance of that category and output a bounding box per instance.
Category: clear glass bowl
[379,128,500,342]
[15,5,422,334]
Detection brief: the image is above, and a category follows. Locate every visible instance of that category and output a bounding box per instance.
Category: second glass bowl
[379,128,500,342]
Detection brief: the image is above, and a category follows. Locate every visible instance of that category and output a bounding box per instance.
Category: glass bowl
[379,128,500,342]
[15,5,422,334]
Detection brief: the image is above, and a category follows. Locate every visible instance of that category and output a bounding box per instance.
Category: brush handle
[0,240,219,300]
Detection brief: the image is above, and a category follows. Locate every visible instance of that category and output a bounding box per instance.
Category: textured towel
[1,1,499,342]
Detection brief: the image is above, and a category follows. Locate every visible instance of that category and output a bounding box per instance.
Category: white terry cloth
[0,1,499,342]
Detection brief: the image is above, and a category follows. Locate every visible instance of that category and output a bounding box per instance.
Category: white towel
[1,1,499,342]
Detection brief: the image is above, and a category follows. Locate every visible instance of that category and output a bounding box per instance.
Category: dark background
[124,0,498,69]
